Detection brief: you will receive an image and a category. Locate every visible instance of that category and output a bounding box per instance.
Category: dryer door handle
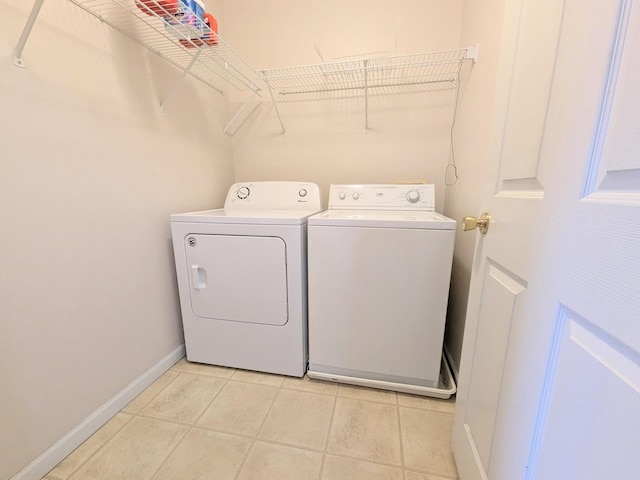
[191,265,208,290]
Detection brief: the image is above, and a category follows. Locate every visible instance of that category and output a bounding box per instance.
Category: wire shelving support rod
[160,49,203,114]
[13,0,46,67]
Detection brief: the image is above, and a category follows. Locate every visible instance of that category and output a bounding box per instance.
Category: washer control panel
[224,181,322,210]
[328,184,435,211]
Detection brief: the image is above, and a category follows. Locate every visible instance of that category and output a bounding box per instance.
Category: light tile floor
[44,358,458,480]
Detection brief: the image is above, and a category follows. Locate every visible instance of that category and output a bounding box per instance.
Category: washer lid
[171,208,324,225]
[308,209,456,229]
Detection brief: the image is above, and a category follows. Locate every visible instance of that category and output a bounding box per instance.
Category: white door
[452,0,640,479]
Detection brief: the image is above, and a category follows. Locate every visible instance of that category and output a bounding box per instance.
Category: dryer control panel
[224,181,322,210]
[328,184,435,211]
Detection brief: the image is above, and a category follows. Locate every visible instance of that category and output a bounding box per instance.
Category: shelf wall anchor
[465,44,479,63]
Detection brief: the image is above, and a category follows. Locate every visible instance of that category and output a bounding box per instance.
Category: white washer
[307,184,456,397]
[171,181,322,377]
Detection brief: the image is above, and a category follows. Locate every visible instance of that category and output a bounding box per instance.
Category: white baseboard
[11,344,185,480]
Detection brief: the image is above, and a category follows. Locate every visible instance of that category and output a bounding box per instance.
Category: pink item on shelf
[179,12,218,48]
[164,0,207,39]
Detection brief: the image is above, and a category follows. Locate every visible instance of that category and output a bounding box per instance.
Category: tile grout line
[55,361,192,480]
[132,371,229,428]
[231,440,257,480]
[147,367,236,480]
[405,468,460,480]
[317,380,340,480]
[237,437,325,455]
[396,397,408,480]
[59,360,188,479]
[125,364,184,415]
[398,403,460,480]
[223,434,414,471]
[146,422,191,480]
[190,370,235,426]
[135,370,196,480]
[60,411,135,480]
[231,371,286,480]
[320,451,414,472]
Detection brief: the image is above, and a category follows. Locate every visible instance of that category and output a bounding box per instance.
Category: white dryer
[307,184,456,397]
[170,181,322,377]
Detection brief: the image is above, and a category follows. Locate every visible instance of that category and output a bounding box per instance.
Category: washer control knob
[237,186,250,200]
[299,188,308,198]
[406,189,420,203]
[338,192,346,200]
[352,192,360,200]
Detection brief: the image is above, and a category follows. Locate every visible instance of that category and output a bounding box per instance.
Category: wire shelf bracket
[12,0,46,67]
[160,49,203,113]
[223,91,260,136]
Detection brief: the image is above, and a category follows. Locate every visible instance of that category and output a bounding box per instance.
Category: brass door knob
[462,212,491,234]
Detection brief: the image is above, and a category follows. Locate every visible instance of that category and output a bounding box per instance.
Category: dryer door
[184,234,288,326]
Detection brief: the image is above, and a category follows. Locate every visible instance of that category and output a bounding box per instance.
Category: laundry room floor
[44,358,459,480]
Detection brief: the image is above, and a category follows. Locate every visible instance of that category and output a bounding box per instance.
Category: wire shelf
[256,46,477,134]
[66,0,262,96]
[257,48,475,96]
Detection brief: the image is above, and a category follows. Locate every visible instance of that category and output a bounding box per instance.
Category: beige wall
[0,1,233,478]
[442,0,508,374]
[222,0,464,211]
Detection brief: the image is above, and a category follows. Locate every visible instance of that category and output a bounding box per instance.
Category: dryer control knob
[299,188,307,197]
[352,192,360,200]
[237,186,250,200]
[406,189,420,203]
[338,192,346,200]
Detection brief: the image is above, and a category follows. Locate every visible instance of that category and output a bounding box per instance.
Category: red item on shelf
[135,0,178,17]
[179,13,218,48]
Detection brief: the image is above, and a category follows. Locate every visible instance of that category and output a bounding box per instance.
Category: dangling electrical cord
[445,66,463,186]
